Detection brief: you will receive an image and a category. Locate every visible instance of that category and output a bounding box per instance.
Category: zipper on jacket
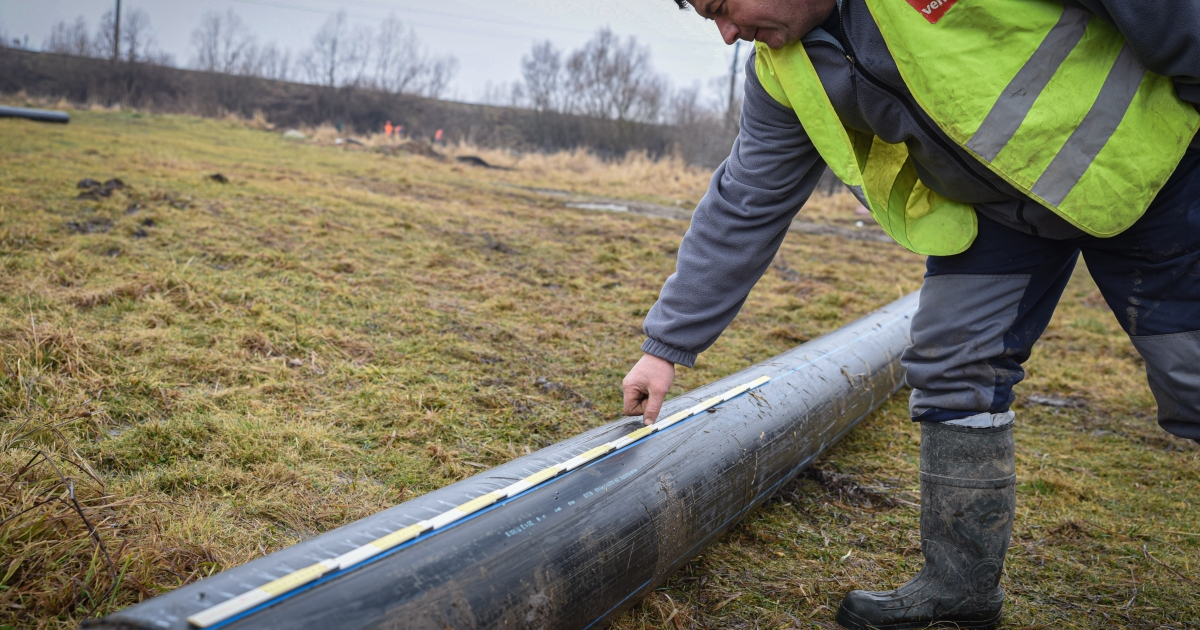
[829,3,1005,196]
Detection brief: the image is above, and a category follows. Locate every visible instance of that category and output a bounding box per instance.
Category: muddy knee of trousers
[903,274,1035,421]
[1129,330,1200,441]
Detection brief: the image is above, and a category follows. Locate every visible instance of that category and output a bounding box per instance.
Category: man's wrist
[640,338,696,368]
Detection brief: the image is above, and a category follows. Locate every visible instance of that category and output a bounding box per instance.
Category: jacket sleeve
[1065,0,1200,103]
[640,52,827,368]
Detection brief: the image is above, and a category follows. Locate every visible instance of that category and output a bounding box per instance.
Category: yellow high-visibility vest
[755,0,1200,255]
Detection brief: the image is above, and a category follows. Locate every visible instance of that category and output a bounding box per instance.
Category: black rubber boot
[836,421,1016,630]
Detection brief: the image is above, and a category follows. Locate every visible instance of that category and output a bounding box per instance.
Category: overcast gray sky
[0,0,741,104]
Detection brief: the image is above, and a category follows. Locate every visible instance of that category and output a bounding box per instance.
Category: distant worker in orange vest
[384,120,394,137]
[435,129,444,143]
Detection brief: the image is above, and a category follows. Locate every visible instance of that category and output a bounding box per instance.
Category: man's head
[673,0,837,49]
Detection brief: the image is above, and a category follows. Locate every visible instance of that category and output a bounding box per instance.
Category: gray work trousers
[902,150,1200,442]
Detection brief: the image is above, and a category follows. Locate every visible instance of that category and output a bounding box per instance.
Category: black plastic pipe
[0,105,70,124]
[87,292,919,630]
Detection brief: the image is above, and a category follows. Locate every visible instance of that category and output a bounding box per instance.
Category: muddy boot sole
[835,603,1002,630]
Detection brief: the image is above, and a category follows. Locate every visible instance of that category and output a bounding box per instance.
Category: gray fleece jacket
[642,0,1200,368]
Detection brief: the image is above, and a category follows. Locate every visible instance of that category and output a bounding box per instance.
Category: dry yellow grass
[0,104,1195,629]
[290,124,716,209]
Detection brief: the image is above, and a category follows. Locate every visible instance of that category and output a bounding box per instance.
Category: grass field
[0,107,1196,629]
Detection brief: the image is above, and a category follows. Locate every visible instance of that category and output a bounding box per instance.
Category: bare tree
[424,57,457,99]
[479,81,522,107]
[119,8,155,63]
[372,16,418,92]
[44,17,92,57]
[92,8,164,63]
[370,15,457,98]
[666,83,706,126]
[93,10,117,58]
[191,9,257,74]
[521,41,564,113]
[251,42,292,81]
[666,79,741,167]
[564,28,665,123]
[510,30,667,122]
[300,11,371,88]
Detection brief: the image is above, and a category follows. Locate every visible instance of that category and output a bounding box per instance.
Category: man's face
[689,0,837,49]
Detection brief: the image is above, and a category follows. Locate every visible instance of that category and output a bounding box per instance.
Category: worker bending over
[622,0,1200,628]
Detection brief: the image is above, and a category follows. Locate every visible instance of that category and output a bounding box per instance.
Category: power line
[303,0,596,36]
[231,0,716,47]
[231,0,587,41]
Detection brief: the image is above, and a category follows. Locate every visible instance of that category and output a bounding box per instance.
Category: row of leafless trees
[487,28,740,131]
[28,10,730,127]
[191,10,456,98]
[188,10,291,81]
[514,31,665,124]
[34,9,456,99]
[460,25,744,162]
[8,10,740,164]
[42,9,170,65]
[0,22,14,49]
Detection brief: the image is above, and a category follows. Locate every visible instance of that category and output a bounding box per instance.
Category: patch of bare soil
[513,185,894,243]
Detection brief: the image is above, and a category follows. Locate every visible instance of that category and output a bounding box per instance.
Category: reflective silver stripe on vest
[966,6,1090,162]
[1032,44,1145,206]
[847,184,868,209]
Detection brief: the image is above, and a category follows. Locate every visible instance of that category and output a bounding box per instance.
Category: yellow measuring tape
[187,375,771,628]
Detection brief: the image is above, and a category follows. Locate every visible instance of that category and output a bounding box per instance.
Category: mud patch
[374,140,446,161]
[516,185,893,243]
[456,155,511,170]
[75,177,125,199]
[1027,393,1087,409]
[785,467,916,510]
[65,217,113,234]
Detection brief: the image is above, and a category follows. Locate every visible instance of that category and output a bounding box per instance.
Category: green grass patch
[0,108,1195,628]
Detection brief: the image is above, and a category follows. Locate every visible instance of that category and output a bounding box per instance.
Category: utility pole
[112,0,121,61]
[726,40,742,129]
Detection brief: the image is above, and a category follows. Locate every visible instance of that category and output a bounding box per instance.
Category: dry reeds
[1,317,120,622]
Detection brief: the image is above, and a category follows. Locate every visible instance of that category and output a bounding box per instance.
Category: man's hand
[622,353,676,424]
